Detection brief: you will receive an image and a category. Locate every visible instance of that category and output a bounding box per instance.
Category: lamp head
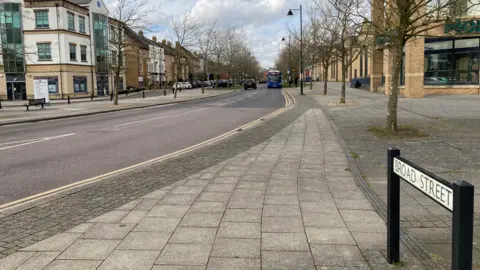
[282,37,285,41]
[287,9,294,16]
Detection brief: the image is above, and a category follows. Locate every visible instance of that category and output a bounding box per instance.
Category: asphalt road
[0,86,284,204]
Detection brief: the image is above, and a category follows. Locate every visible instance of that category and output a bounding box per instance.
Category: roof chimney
[152,36,157,42]
[162,39,166,44]
[138,30,143,36]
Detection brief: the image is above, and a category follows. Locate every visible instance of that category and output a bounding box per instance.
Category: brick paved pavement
[0,92,318,258]
[308,82,480,268]
[0,108,426,269]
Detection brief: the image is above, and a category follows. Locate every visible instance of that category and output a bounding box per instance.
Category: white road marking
[0,133,76,151]
[0,138,45,146]
[113,91,258,128]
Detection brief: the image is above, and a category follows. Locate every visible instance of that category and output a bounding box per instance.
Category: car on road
[244,79,257,90]
[183,82,192,89]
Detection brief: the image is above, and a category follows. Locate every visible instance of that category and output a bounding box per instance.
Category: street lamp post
[287,5,304,95]
[282,35,292,87]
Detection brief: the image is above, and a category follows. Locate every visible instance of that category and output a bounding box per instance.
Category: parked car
[192,81,202,88]
[184,82,192,89]
[172,82,182,91]
[218,80,228,87]
[244,79,257,90]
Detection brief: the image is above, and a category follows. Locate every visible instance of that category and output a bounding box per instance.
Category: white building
[22,0,94,99]
[140,34,165,89]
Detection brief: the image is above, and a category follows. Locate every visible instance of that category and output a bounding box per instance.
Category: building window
[93,13,109,73]
[424,38,480,85]
[68,12,75,31]
[35,10,49,28]
[364,52,368,77]
[80,45,87,62]
[0,3,25,73]
[79,16,85,33]
[359,55,363,77]
[140,60,143,72]
[35,77,59,93]
[111,50,117,66]
[73,76,87,92]
[69,44,76,61]
[37,43,51,60]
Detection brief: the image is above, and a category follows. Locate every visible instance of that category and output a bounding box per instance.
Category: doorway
[6,82,26,100]
[96,75,109,96]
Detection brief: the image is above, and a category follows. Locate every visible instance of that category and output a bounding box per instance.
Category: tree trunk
[340,52,346,103]
[310,66,313,90]
[323,65,328,95]
[174,54,180,98]
[202,56,206,94]
[387,43,403,133]
[114,70,120,105]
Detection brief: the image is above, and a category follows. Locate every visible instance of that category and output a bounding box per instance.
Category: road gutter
[0,89,294,216]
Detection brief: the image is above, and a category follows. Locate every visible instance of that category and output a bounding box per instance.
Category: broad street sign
[387,148,474,270]
[393,157,453,210]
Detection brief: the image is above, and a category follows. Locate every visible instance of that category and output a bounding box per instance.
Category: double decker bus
[266,70,282,89]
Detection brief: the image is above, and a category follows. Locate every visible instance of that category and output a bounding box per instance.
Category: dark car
[244,79,257,90]
[218,80,229,87]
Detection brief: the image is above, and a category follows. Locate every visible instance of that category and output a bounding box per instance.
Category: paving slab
[262,251,315,270]
[21,232,81,252]
[262,233,310,251]
[58,239,120,260]
[211,238,260,258]
[169,227,217,244]
[207,257,260,270]
[155,244,212,266]
[98,250,159,270]
[16,252,59,270]
[117,232,170,250]
[43,260,102,270]
[217,222,261,238]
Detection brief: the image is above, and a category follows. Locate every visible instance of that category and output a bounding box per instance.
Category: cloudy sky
[108,0,305,69]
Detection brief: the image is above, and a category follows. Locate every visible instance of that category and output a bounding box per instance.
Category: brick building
[311,0,480,98]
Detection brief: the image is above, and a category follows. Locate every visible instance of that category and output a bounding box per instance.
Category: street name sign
[387,148,474,270]
[393,157,453,210]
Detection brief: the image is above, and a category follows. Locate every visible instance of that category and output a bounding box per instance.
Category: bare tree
[358,0,479,132]
[223,27,246,85]
[314,3,341,95]
[196,20,217,94]
[321,0,368,103]
[109,0,157,105]
[171,10,202,98]
[210,29,227,87]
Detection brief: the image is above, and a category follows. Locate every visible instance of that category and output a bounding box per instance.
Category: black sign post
[387,147,474,270]
[452,181,474,270]
[387,148,400,264]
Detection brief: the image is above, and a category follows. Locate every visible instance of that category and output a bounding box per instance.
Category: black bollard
[110,93,113,101]
[91,93,94,100]
[67,96,70,104]
[143,91,145,98]
[164,89,166,96]
[0,100,2,109]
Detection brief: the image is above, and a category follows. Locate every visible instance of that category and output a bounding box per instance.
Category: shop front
[371,18,480,98]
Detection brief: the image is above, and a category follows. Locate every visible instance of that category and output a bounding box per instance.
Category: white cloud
[107,0,304,69]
